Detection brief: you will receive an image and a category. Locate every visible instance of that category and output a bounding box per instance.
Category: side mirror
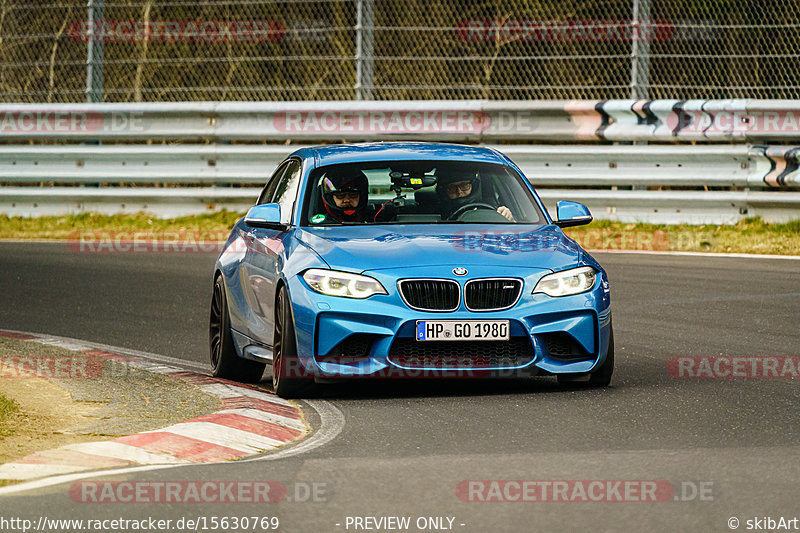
[554,200,593,228]
[244,203,284,229]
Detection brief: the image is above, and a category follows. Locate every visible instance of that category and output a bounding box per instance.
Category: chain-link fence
[0,0,798,103]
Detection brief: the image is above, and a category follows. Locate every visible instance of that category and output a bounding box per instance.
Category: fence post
[630,0,650,100]
[355,0,374,100]
[86,0,104,103]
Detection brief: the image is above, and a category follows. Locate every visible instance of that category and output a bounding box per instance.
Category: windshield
[302,160,545,226]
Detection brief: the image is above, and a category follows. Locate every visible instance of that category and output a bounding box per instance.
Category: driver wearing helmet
[436,170,514,222]
[313,168,395,224]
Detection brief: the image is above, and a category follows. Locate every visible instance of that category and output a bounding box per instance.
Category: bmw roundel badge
[453,267,468,276]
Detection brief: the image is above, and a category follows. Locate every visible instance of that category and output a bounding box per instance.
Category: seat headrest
[414,189,438,204]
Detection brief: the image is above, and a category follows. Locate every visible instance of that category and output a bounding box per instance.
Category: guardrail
[4,186,799,225]
[0,144,797,188]
[2,99,800,143]
[2,100,800,223]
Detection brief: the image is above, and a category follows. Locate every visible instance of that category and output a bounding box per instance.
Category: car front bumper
[284,265,612,379]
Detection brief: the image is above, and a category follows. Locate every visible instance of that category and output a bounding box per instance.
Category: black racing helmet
[320,167,369,222]
[435,166,481,217]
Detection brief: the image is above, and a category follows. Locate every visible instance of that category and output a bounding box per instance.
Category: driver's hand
[497,206,515,222]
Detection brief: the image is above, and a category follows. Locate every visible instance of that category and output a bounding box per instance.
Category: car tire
[557,326,614,388]
[209,275,266,382]
[273,286,314,398]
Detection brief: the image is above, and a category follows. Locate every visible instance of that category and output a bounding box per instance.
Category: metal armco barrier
[4,186,798,225]
[2,100,800,143]
[2,100,800,223]
[0,144,797,189]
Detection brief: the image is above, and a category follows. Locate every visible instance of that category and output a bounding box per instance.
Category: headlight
[533,266,597,297]
[303,269,388,299]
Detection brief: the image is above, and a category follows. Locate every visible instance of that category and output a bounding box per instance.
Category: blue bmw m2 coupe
[210,142,613,398]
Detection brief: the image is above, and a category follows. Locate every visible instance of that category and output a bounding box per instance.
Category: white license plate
[415,320,510,341]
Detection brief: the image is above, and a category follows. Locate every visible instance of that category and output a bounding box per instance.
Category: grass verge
[0,212,797,255]
[0,393,19,438]
[563,218,800,256]
[0,211,243,240]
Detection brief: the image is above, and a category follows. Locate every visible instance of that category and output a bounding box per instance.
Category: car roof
[288,142,509,167]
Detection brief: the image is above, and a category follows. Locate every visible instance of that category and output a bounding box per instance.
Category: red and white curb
[0,330,308,481]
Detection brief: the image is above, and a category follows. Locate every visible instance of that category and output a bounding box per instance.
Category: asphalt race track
[1,242,799,532]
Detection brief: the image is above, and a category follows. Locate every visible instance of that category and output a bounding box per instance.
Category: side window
[272,160,303,224]
[257,162,289,205]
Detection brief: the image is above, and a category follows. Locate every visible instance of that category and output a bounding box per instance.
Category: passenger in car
[313,169,396,224]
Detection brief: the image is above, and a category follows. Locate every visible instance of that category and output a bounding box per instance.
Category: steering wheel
[448,202,497,220]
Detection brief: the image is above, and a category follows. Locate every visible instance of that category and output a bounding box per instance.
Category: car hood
[294,224,584,272]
